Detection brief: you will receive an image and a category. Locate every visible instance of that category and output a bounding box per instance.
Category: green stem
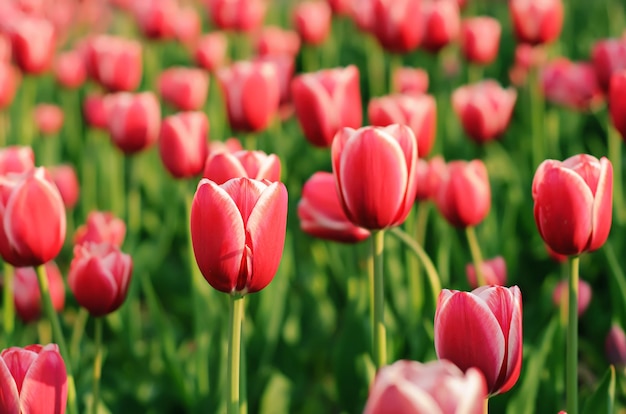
[35,265,78,414]
[302,44,317,73]
[529,68,544,169]
[70,307,89,368]
[20,75,36,147]
[567,255,579,414]
[371,230,386,369]
[228,295,245,414]
[91,317,102,414]
[366,36,385,98]
[388,54,403,94]
[0,111,7,146]
[465,226,486,287]
[468,64,483,84]
[608,123,624,224]
[3,262,14,338]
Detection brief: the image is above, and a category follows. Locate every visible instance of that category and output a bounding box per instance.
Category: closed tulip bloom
[175,7,201,46]
[106,92,161,154]
[460,17,502,65]
[132,0,178,40]
[34,104,64,136]
[194,32,228,73]
[74,211,126,248]
[393,67,429,95]
[291,65,362,147]
[349,0,375,32]
[452,80,517,144]
[53,50,87,89]
[605,324,626,368]
[592,38,626,91]
[509,0,563,45]
[0,146,34,175]
[552,279,591,316]
[159,112,209,179]
[609,71,626,140]
[48,164,79,209]
[532,154,613,256]
[435,160,491,228]
[13,261,65,323]
[0,343,67,414]
[435,285,523,396]
[294,2,332,45]
[0,63,20,110]
[363,359,487,414]
[327,0,351,14]
[421,0,461,53]
[298,172,370,243]
[370,0,423,53]
[256,26,301,57]
[254,55,296,106]
[207,0,267,32]
[9,16,55,74]
[541,58,603,111]
[0,167,66,267]
[203,150,280,184]
[85,35,143,92]
[466,256,507,289]
[368,93,437,157]
[332,125,418,230]
[158,67,209,111]
[414,155,445,201]
[82,94,109,130]
[190,177,288,294]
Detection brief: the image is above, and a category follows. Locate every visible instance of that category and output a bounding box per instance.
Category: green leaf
[582,365,616,414]
[258,371,292,414]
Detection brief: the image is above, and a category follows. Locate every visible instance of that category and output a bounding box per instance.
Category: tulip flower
[0,63,20,109]
[331,124,417,230]
[368,94,437,157]
[327,0,351,14]
[509,0,564,45]
[158,67,209,111]
[74,211,126,248]
[591,38,626,91]
[0,167,66,267]
[83,94,109,130]
[49,164,79,209]
[84,35,143,92]
[190,177,288,294]
[174,6,201,46]
[508,44,547,86]
[369,0,422,53]
[0,343,67,414]
[291,65,362,147]
[466,256,507,289]
[460,17,502,65]
[293,1,332,46]
[532,154,613,256]
[0,34,10,62]
[392,67,429,95]
[254,55,295,106]
[552,279,592,317]
[0,146,34,175]
[106,92,161,154]
[53,50,87,89]
[421,0,461,53]
[605,324,626,368]
[609,71,626,140]
[8,15,55,74]
[132,0,178,40]
[256,26,301,57]
[349,0,374,32]
[435,285,523,396]
[363,359,486,414]
[34,104,64,136]
[209,138,244,155]
[298,172,370,243]
[194,32,228,73]
[452,80,517,144]
[68,242,133,317]
[414,156,446,202]
[159,112,209,179]
[203,149,280,185]
[206,0,267,32]
[540,58,603,112]
[13,261,64,323]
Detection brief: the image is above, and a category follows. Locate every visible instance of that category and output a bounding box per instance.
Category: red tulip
[293,1,332,46]
[216,60,280,132]
[326,0,351,14]
[8,15,55,74]
[13,261,65,323]
[435,160,491,228]
[203,150,280,184]
[332,124,418,230]
[349,0,375,32]
[74,211,126,248]
[369,0,422,53]
[452,80,517,144]
[0,146,34,175]
[466,256,507,289]
[158,67,209,111]
[368,93,437,157]
[591,38,626,91]
[545,243,568,263]
[254,55,295,106]
[605,324,626,368]
[0,343,67,414]
[0,167,66,267]
[291,65,362,147]
[421,0,460,53]
[0,33,10,62]
[540,58,603,111]
[0,63,20,110]
[159,111,209,179]
[363,359,486,414]
[435,285,523,396]
[34,104,64,136]
[106,92,161,154]
[206,0,267,32]
[509,0,563,45]
[85,35,143,92]
[256,26,300,57]
[49,164,79,209]
[609,71,626,140]
[392,67,429,95]
[194,32,228,73]
[209,138,243,155]
[190,177,288,294]
[532,154,613,256]
[132,0,178,40]
[414,155,445,201]
[460,17,502,65]
[68,242,132,317]
[508,44,547,86]
[552,279,591,317]
[53,50,87,89]
[83,94,109,130]
[174,7,201,46]
[298,172,370,243]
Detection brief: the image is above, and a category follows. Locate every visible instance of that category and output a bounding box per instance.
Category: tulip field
[2,0,626,413]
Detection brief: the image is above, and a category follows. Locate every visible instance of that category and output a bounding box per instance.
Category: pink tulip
[532,154,613,256]
[392,67,429,95]
[421,0,460,53]
[255,54,295,106]
[349,0,375,32]
[34,104,64,136]
[508,44,547,86]
[0,146,34,175]
[605,324,626,368]
[53,50,86,89]
[0,63,20,110]
[132,0,178,40]
[8,15,55,74]
[552,279,591,316]
[194,32,228,73]
[174,7,201,46]
[435,285,523,396]
[84,35,143,92]
[190,177,288,294]
[332,125,418,230]
[158,67,209,111]
[369,0,422,53]
[74,211,126,248]
[159,112,209,179]
[327,0,351,15]
[255,26,300,58]
[206,0,267,32]
[13,261,65,323]
[0,33,10,62]
[293,1,332,46]
[460,17,502,65]
[540,58,603,111]
[509,0,563,45]
[414,155,446,202]
[466,256,507,289]
[49,164,79,209]
[209,138,243,155]
[609,71,626,140]
[203,150,280,184]
[106,92,161,154]
[591,38,626,91]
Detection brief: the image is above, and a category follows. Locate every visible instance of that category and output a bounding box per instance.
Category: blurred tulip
[68,242,132,317]
[203,149,280,184]
[460,17,502,65]
[435,160,491,228]
[452,80,517,144]
[392,67,429,95]
[294,1,332,46]
[82,93,109,130]
[132,0,178,40]
[190,177,288,294]
[327,0,351,14]
[256,26,300,57]
[159,111,209,179]
[368,93,437,157]
[53,50,87,89]
[206,0,267,32]
[13,261,64,323]
[609,71,626,140]
[0,34,10,62]
[194,32,228,72]
[216,60,280,132]
[298,172,370,243]
[106,92,161,154]
[532,154,613,256]
[158,67,209,111]
[34,104,64,136]
[466,256,507,289]
[540,58,603,111]
[605,324,626,368]
[209,137,243,155]
[0,63,20,110]
[349,0,375,32]
[174,7,201,46]
[255,54,295,106]
[435,285,522,396]
[363,359,486,414]
[508,44,547,86]
[85,35,143,92]
[49,164,79,209]
[592,38,626,91]
[74,211,126,248]
[414,155,445,201]
[421,0,460,53]
[0,167,66,267]
[0,343,67,414]
[552,279,591,317]
[0,146,34,175]
[8,15,55,74]
[509,0,563,45]
[332,125,417,230]
[369,0,422,53]
[291,65,362,147]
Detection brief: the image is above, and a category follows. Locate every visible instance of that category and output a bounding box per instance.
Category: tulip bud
[206,0,267,32]
[541,58,603,112]
[0,343,67,413]
[106,92,161,154]
[203,150,280,184]
[331,125,418,230]
[85,35,143,92]
[532,154,613,256]
[605,324,626,368]
[34,104,64,136]
[435,160,491,228]
[392,67,429,95]
[298,172,370,243]
[190,177,288,294]
[0,63,20,110]
[552,279,592,317]
[0,146,34,175]
[466,256,507,289]
[158,67,209,111]
[293,1,332,46]
[159,112,209,179]
[291,65,362,147]
[13,261,65,323]
[194,33,228,73]
[9,16,55,74]
[609,71,626,140]
[74,211,126,248]
[256,26,300,57]
[68,242,133,317]
[49,164,79,210]
[435,285,523,396]
[414,155,446,202]
[460,17,502,65]
[509,0,564,45]
[369,0,422,53]
[421,0,460,53]
[363,359,487,414]
[591,38,626,91]
[53,50,87,89]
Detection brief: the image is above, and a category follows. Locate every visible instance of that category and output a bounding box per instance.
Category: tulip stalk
[465,226,487,287]
[19,75,36,147]
[529,68,544,169]
[92,317,103,414]
[366,36,385,98]
[567,255,580,414]
[70,307,89,367]
[608,123,624,224]
[228,295,245,414]
[371,230,387,369]
[2,262,14,338]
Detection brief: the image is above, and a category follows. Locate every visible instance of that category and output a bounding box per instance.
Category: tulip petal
[203,152,249,184]
[0,357,20,414]
[588,157,613,251]
[292,74,338,146]
[69,257,118,316]
[20,344,67,414]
